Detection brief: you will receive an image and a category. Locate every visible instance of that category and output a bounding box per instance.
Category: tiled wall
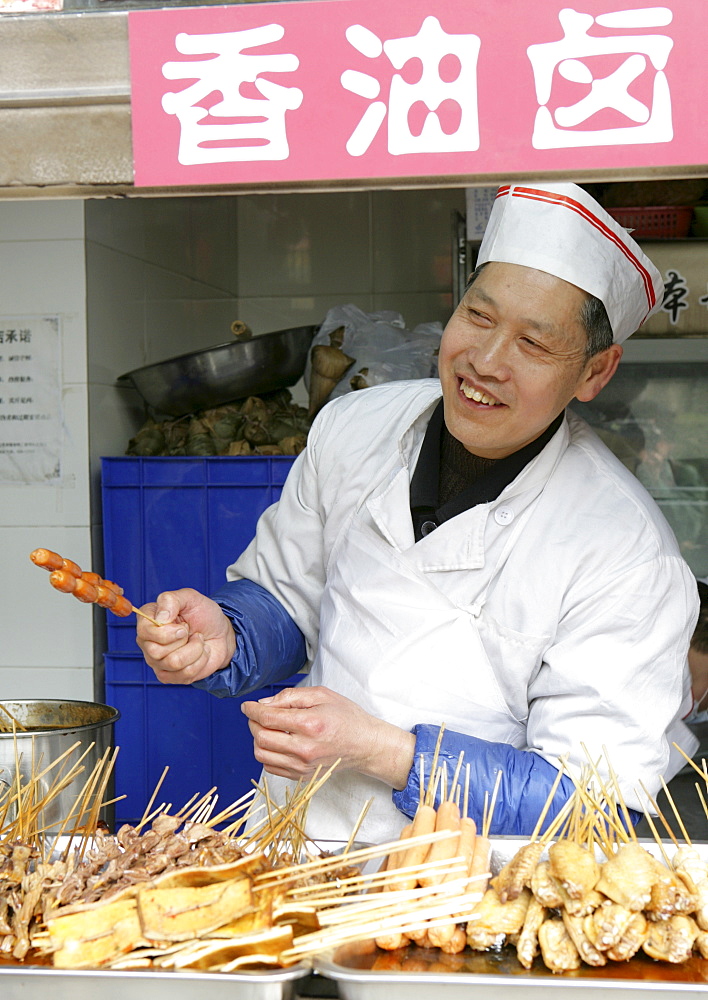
[85,188,464,434]
[0,199,94,701]
[0,187,463,703]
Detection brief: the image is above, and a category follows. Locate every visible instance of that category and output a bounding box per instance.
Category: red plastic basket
[607,205,693,239]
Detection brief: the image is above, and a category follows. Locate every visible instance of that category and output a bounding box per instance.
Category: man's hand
[241,685,415,789]
[136,588,236,685]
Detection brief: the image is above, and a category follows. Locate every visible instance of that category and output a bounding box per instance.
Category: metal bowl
[118,325,318,418]
[0,699,119,842]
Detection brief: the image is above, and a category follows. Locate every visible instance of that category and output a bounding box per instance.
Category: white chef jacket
[229,379,698,833]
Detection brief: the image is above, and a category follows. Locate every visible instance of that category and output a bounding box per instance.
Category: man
[137,182,699,843]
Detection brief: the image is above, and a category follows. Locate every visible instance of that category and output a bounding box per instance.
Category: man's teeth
[461,384,500,406]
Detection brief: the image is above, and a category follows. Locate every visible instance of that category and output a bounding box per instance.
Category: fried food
[466,887,531,951]
[515,895,546,969]
[561,910,606,966]
[646,858,696,920]
[584,899,635,952]
[548,840,600,900]
[530,860,565,908]
[605,911,648,962]
[595,842,658,911]
[491,841,544,902]
[538,917,581,972]
[642,914,699,963]
[672,846,708,930]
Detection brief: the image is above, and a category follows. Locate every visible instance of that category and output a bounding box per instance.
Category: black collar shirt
[409,400,564,541]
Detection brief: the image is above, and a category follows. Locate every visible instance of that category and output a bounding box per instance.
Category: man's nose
[466,329,511,379]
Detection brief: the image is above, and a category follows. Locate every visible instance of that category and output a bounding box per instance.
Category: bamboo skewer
[660,775,692,846]
[136,765,170,832]
[255,829,460,887]
[694,782,708,823]
[673,742,707,781]
[131,605,163,627]
[0,703,27,732]
[638,780,680,849]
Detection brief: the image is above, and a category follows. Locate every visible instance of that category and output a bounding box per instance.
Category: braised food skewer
[30,548,162,627]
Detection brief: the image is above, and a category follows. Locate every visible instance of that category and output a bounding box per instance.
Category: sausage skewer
[32,548,162,627]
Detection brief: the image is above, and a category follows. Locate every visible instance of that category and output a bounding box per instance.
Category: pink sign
[129,0,707,188]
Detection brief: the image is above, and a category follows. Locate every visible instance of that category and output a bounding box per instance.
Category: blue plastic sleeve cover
[191,578,307,698]
[392,725,641,835]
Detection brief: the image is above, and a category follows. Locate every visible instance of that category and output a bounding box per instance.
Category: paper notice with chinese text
[0,316,62,485]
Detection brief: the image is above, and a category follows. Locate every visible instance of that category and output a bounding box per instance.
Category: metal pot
[119,325,319,418]
[0,699,120,840]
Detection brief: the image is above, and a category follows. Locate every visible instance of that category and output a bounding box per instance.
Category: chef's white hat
[477,183,664,344]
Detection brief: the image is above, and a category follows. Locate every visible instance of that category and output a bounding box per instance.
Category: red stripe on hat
[504,186,656,310]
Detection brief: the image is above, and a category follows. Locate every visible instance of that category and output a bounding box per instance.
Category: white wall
[0,199,94,701]
[0,188,464,704]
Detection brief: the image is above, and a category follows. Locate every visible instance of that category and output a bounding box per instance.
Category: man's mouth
[460,380,503,406]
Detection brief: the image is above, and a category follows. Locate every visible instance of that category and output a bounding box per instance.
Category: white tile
[145,262,219,302]
[189,298,243,346]
[0,239,86,314]
[103,197,149,258]
[60,309,88,384]
[0,200,84,242]
[86,243,147,382]
[189,196,239,293]
[0,526,94,669]
[87,383,145,520]
[372,188,465,294]
[143,197,193,276]
[84,197,117,248]
[236,192,371,298]
[0,666,95,701]
[237,295,373,335]
[143,298,199,363]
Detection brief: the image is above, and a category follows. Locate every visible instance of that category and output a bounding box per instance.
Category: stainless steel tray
[314,942,708,999]
[314,837,708,999]
[0,963,310,1000]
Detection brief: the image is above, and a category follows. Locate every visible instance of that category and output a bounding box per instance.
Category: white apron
[263,462,546,846]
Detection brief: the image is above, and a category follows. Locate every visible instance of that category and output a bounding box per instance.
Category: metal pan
[314,943,708,1000]
[118,326,319,418]
[313,838,708,1000]
[0,964,310,1000]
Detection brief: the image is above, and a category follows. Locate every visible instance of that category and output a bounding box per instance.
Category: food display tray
[314,837,708,1000]
[314,942,708,1000]
[0,963,310,1000]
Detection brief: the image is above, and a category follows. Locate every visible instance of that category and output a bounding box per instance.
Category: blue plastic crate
[100,456,299,826]
[101,456,296,650]
[105,653,295,828]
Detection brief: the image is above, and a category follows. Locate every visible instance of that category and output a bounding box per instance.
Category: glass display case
[571,350,708,580]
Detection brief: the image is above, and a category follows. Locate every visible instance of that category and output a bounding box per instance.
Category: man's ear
[574,344,623,403]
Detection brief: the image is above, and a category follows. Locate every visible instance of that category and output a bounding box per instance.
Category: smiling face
[438,261,623,459]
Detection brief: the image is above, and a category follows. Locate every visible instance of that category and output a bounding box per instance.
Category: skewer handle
[132,606,164,628]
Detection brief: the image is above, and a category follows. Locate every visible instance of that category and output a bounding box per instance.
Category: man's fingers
[263,686,324,708]
[242,701,308,736]
[147,633,208,678]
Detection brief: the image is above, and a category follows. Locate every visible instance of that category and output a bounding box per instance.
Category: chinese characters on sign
[340,16,481,157]
[0,316,62,485]
[128,0,707,188]
[527,6,674,149]
[661,269,689,325]
[161,24,304,165]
